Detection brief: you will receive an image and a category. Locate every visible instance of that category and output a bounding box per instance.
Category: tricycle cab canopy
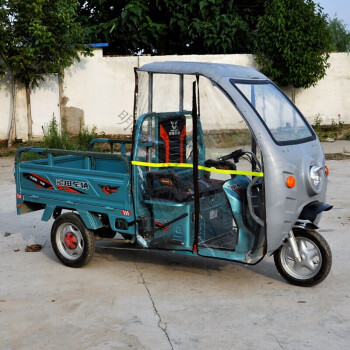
[133,61,327,256]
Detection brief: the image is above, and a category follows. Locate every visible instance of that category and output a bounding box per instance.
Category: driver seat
[158,114,187,163]
[145,114,232,202]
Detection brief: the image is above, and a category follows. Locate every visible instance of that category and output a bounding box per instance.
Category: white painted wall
[63,50,138,134]
[294,53,350,125]
[30,74,60,136]
[0,50,349,140]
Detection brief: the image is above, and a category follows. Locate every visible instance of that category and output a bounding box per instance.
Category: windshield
[232,81,314,144]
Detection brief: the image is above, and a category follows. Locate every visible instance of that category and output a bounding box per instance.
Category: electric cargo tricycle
[15,62,333,286]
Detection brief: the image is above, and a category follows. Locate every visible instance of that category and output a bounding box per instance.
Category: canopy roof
[138,61,268,83]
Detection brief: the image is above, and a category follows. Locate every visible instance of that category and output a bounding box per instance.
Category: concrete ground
[321,140,350,154]
[0,151,350,350]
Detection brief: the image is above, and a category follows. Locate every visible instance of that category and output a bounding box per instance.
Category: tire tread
[51,212,95,268]
[274,228,332,287]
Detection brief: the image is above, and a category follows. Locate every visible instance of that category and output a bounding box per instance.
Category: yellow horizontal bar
[131,160,264,177]
[198,165,264,177]
[132,161,193,168]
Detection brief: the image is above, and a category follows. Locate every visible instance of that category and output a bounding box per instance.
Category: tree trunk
[291,85,296,104]
[7,76,17,147]
[291,85,297,128]
[26,84,33,140]
[58,73,64,130]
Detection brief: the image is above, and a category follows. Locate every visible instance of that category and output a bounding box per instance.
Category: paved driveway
[0,156,349,350]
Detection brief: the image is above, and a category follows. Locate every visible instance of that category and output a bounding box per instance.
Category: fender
[298,201,333,223]
[294,221,319,231]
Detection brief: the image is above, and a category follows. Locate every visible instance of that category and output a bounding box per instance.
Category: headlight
[310,165,322,190]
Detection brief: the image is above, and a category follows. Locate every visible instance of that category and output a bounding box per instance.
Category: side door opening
[131,70,266,262]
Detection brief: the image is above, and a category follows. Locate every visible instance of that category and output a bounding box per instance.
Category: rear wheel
[51,213,95,268]
[274,228,332,287]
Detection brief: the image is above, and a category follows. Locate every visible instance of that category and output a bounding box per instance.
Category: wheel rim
[55,222,84,260]
[280,236,322,280]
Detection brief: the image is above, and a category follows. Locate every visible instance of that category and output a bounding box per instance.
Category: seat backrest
[158,115,186,163]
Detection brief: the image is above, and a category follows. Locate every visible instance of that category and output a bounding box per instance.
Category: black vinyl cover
[146,171,224,202]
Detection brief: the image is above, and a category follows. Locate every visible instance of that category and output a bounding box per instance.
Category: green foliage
[77,0,265,55]
[311,114,349,141]
[331,115,344,128]
[254,0,331,89]
[328,17,350,52]
[0,1,9,77]
[0,0,93,87]
[313,114,323,129]
[42,116,98,150]
[21,152,47,161]
[43,116,73,149]
[181,0,251,54]
[76,126,97,151]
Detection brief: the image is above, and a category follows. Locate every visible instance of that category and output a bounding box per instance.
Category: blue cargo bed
[14,148,134,234]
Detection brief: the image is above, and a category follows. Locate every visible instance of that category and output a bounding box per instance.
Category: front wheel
[274,228,332,287]
[51,213,95,268]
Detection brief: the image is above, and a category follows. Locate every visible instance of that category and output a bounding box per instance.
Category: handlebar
[218,149,262,172]
[218,149,245,162]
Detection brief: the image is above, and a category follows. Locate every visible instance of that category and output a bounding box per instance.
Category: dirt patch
[325,153,350,160]
[25,244,43,252]
[313,123,350,142]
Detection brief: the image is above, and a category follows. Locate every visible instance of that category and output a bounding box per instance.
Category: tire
[51,212,95,268]
[274,228,332,287]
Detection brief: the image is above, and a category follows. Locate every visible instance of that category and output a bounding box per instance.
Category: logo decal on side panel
[56,179,88,194]
[99,185,119,195]
[23,173,54,189]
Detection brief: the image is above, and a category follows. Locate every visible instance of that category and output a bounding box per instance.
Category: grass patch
[0,139,43,158]
[312,124,350,141]
[41,116,106,151]
[312,114,350,141]
[42,116,101,151]
[75,126,98,151]
[42,117,73,150]
[325,153,350,160]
